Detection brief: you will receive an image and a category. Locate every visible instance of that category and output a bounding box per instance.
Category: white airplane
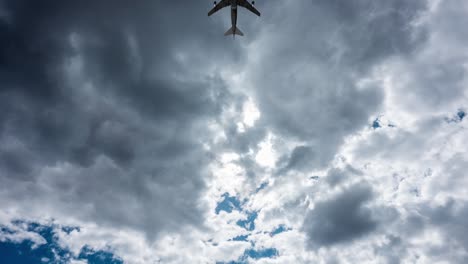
[208,0,260,37]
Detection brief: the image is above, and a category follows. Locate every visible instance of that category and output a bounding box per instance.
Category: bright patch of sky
[242,99,261,127]
[255,134,277,168]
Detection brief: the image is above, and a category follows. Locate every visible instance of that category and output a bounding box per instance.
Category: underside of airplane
[208,0,260,37]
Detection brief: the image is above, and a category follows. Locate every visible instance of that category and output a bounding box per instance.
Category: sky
[0,0,467,263]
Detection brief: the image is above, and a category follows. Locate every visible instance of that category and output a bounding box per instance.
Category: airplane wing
[208,0,230,16]
[238,0,261,16]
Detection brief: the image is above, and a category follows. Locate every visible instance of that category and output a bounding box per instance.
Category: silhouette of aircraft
[208,0,260,37]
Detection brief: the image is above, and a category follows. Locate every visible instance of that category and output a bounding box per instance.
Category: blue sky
[1,0,468,263]
[0,222,122,264]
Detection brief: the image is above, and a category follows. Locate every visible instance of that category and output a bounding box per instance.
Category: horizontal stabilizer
[224,26,244,36]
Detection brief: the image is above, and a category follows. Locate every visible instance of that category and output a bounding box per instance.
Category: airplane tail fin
[224,26,244,36]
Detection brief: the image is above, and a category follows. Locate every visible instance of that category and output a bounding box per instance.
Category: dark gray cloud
[0,0,243,238]
[280,146,322,173]
[425,199,468,245]
[383,198,468,264]
[325,166,363,187]
[303,183,377,248]
[245,0,428,172]
[422,200,468,262]
[310,0,427,70]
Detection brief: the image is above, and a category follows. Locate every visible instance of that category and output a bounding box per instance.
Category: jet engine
[214,1,217,5]
[252,1,255,4]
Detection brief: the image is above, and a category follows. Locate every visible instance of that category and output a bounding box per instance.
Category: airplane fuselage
[231,1,238,34]
[208,0,260,36]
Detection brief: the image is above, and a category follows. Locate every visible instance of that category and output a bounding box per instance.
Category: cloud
[325,166,362,187]
[425,199,468,246]
[242,0,427,172]
[303,183,377,248]
[1,0,468,263]
[0,0,242,239]
[0,221,123,264]
[382,0,468,114]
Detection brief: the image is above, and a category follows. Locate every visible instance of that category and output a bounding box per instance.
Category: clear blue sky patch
[372,118,381,129]
[215,193,243,214]
[243,247,279,260]
[236,211,258,231]
[230,234,249,242]
[270,225,291,236]
[458,109,466,120]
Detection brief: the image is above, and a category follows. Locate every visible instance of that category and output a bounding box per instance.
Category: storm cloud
[1,0,468,263]
[244,0,428,171]
[0,0,242,238]
[303,184,377,247]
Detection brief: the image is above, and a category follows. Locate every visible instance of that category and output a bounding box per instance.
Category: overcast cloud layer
[1,0,468,263]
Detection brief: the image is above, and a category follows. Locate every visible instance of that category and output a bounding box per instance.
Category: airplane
[208,0,260,37]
